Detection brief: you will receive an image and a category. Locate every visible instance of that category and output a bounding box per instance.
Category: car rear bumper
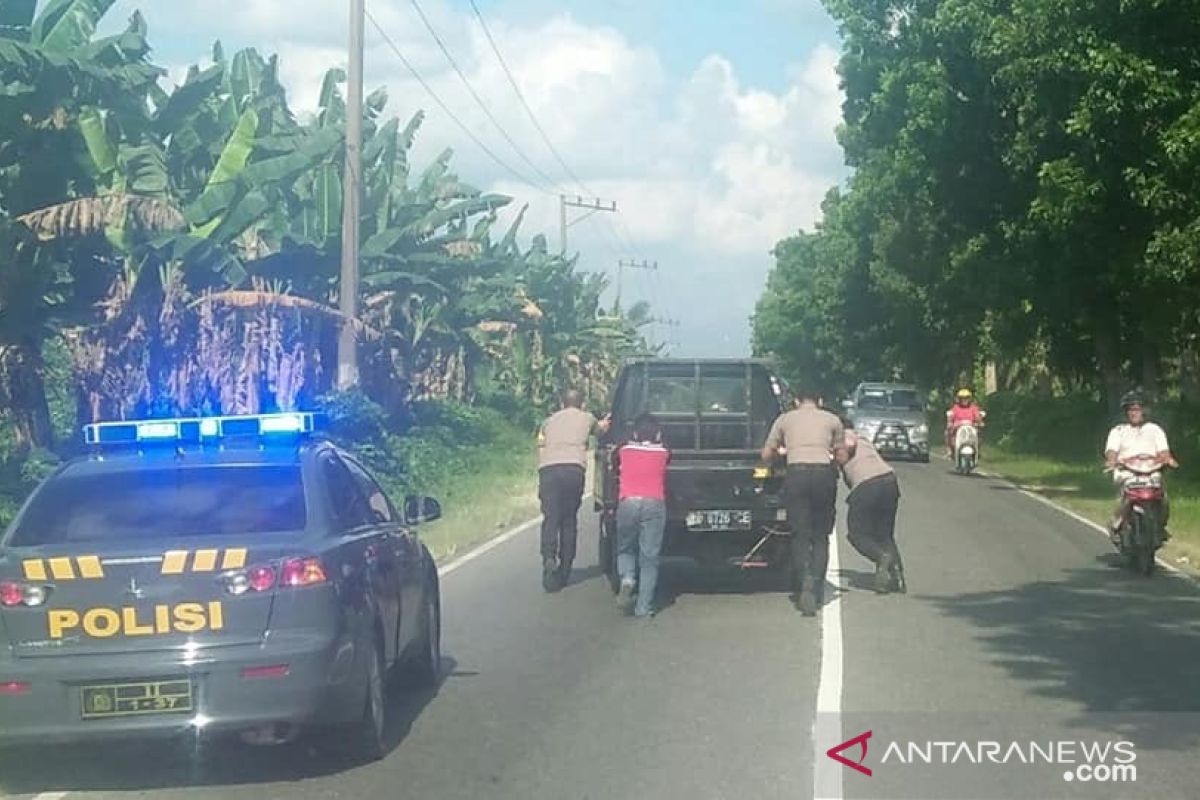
[0,632,361,746]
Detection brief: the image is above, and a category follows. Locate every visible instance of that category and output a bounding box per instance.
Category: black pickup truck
[595,358,790,590]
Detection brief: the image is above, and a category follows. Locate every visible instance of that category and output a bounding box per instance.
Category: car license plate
[81,679,193,720]
[686,510,752,531]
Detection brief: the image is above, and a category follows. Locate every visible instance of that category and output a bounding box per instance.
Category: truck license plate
[686,510,752,531]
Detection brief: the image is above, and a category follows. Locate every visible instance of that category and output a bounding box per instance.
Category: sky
[98,0,849,356]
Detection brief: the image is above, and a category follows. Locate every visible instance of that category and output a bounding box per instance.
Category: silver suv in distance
[842,382,930,462]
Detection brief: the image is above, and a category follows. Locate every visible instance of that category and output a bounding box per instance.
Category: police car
[0,413,442,761]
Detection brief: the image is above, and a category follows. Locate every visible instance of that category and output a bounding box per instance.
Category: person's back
[538,406,596,470]
[615,414,670,618]
[766,405,843,465]
[537,391,609,592]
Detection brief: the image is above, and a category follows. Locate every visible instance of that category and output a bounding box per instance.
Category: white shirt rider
[1104,399,1177,484]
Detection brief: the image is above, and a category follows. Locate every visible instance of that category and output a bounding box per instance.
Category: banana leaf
[207,188,270,244]
[498,204,527,256]
[188,108,258,233]
[78,8,147,66]
[309,161,341,245]
[77,105,116,180]
[153,63,222,133]
[317,67,345,128]
[227,47,265,109]
[361,270,447,293]
[29,0,114,52]
[119,142,168,195]
[407,195,511,237]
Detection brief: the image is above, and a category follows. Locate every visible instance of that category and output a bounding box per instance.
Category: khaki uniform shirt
[537,408,597,469]
[842,432,894,492]
[764,406,844,465]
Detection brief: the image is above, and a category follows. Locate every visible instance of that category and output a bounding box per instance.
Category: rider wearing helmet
[1104,390,1179,540]
[945,388,986,459]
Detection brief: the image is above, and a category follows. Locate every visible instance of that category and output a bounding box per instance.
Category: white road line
[976,468,1198,585]
[438,494,591,578]
[32,793,69,800]
[814,529,845,800]
[437,517,540,578]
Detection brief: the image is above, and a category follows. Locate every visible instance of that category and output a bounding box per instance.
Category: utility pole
[616,259,657,313]
[338,0,365,389]
[649,317,679,352]
[559,195,617,255]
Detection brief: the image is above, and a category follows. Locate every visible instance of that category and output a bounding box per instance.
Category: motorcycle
[953,423,981,475]
[1108,457,1167,576]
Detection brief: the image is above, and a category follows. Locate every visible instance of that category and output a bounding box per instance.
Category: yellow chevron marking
[22,560,47,581]
[221,548,248,570]
[161,550,188,575]
[48,557,76,580]
[192,550,219,572]
[76,556,105,579]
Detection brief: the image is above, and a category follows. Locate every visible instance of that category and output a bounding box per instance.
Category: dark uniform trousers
[847,473,901,567]
[783,464,839,596]
[539,464,586,566]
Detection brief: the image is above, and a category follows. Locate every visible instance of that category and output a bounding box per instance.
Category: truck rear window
[7,465,307,546]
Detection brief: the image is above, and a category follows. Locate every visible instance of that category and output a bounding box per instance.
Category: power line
[467,0,649,267]
[364,6,550,195]
[408,0,562,194]
[468,0,594,196]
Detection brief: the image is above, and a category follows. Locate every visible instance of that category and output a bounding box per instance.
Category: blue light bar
[83,412,322,446]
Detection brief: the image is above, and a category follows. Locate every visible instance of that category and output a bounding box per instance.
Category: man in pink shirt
[615,414,671,618]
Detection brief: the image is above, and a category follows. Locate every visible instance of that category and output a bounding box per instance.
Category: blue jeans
[616,497,666,616]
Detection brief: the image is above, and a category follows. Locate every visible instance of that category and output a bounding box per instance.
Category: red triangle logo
[827,730,873,777]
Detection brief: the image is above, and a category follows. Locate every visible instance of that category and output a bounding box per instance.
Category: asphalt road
[2,462,1199,800]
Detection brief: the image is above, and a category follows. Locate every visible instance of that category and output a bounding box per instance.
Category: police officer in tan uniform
[537,390,611,592]
[838,418,906,594]
[761,386,847,616]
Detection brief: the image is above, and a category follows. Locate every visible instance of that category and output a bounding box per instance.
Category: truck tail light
[0,681,32,695]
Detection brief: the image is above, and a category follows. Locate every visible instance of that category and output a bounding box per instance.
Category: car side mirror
[404,495,442,525]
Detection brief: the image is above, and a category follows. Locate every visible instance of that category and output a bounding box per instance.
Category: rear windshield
[7,465,306,546]
[616,363,783,450]
[859,388,923,410]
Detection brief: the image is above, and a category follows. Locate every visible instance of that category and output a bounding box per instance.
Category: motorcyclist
[945,388,986,459]
[1104,390,1179,543]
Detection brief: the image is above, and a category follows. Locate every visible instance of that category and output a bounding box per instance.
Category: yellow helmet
[956,388,973,400]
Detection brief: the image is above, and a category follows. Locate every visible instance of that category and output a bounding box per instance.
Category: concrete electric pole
[338,0,365,389]
[616,259,657,313]
[559,195,617,256]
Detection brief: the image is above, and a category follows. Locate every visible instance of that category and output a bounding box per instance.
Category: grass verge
[415,444,541,563]
[983,446,1200,576]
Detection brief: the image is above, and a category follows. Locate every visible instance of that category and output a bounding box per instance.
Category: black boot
[873,551,895,594]
[542,558,560,593]
[557,560,573,588]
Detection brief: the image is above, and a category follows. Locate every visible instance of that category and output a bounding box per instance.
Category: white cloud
[106,0,847,355]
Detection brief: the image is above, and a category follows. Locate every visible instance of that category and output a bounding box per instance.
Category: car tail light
[0,582,22,607]
[248,566,277,592]
[0,581,47,608]
[0,681,32,695]
[220,565,276,596]
[221,558,325,595]
[280,558,328,588]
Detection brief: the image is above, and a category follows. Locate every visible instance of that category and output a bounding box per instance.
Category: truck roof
[621,357,777,367]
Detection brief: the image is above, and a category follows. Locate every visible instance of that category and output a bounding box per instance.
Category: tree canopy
[754,0,1200,404]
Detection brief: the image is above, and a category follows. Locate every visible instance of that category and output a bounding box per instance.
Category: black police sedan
[0,413,442,762]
